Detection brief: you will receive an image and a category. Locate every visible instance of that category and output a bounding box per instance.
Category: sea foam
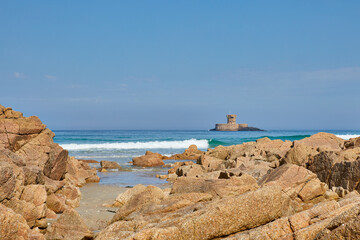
[60,138,209,150]
[336,134,360,140]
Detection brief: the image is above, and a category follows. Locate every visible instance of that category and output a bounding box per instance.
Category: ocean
[54,130,360,187]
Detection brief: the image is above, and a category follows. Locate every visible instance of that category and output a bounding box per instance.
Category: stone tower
[226,114,237,124]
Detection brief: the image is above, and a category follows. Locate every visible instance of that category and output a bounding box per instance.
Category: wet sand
[76,183,127,232]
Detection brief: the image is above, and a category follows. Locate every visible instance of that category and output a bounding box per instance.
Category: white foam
[60,139,209,151]
[336,134,360,140]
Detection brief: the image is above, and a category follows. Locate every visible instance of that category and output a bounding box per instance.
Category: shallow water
[54,129,360,186]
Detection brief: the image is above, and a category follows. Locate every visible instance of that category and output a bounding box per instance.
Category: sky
[1,1,360,130]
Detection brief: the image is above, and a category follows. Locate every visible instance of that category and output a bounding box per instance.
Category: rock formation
[0,105,99,239]
[103,132,360,239]
[2,103,360,239]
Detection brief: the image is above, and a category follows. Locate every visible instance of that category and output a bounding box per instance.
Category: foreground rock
[96,165,358,240]
[46,208,93,240]
[0,203,45,240]
[95,133,360,239]
[0,105,98,238]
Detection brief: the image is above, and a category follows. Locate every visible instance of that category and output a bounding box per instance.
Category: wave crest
[60,139,209,150]
[336,134,360,140]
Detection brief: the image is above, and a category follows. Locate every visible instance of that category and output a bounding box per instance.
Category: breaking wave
[60,139,209,150]
[336,134,360,140]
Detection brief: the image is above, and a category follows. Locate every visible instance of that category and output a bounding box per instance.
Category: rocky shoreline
[1,104,360,239]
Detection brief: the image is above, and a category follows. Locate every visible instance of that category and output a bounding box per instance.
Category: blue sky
[1,1,359,130]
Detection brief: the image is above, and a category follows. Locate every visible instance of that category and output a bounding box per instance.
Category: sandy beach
[76,183,126,232]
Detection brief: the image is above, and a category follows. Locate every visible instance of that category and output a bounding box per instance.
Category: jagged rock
[55,183,81,208]
[198,155,225,172]
[315,203,360,239]
[344,136,360,149]
[46,193,67,213]
[308,149,360,191]
[281,142,318,167]
[0,162,16,201]
[259,164,327,209]
[0,203,44,240]
[3,198,47,228]
[100,160,122,170]
[166,144,204,161]
[168,161,194,174]
[45,208,93,240]
[20,185,47,207]
[176,164,205,177]
[229,157,272,180]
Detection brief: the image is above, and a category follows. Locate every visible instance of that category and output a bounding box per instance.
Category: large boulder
[111,185,166,223]
[315,203,360,239]
[45,208,93,240]
[259,164,327,209]
[0,203,45,240]
[308,149,360,191]
[113,184,147,207]
[281,142,318,167]
[132,185,292,240]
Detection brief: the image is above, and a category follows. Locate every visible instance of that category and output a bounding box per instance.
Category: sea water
[54,130,360,187]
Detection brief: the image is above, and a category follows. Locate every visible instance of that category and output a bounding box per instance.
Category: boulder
[20,185,47,207]
[3,198,47,228]
[344,136,360,149]
[113,184,147,207]
[46,194,67,213]
[281,142,318,167]
[0,162,16,201]
[100,160,122,170]
[176,164,205,177]
[294,132,344,150]
[111,185,166,223]
[308,150,360,191]
[0,203,34,240]
[259,164,327,207]
[132,152,164,167]
[45,208,93,240]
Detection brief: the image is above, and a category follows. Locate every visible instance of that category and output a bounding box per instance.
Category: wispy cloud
[64,97,110,103]
[14,72,25,79]
[44,75,57,81]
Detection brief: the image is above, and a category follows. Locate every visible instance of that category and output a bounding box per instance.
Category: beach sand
[76,183,127,232]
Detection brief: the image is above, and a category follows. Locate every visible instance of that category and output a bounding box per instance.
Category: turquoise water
[54,130,360,187]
